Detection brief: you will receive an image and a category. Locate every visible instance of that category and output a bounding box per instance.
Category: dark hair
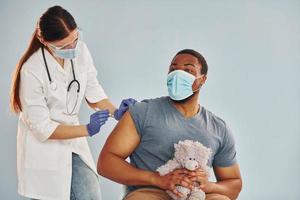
[176,49,208,75]
[10,5,77,113]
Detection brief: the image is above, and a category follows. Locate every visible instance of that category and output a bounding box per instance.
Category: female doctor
[10,6,136,200]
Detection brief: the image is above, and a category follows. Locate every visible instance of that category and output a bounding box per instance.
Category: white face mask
[52,47,77,59]
[47,29,81,59]
[167,70,202,101]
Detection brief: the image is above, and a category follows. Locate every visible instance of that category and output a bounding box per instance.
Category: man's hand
[153,169,194,197]
[187,168,213,193]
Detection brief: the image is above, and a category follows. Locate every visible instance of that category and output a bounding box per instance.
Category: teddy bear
[156,140,212,200]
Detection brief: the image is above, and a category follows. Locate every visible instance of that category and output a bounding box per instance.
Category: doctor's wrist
[83,125,90,137]
[86,123,97,137]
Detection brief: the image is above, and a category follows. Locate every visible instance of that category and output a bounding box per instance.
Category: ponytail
[10,30,43,113]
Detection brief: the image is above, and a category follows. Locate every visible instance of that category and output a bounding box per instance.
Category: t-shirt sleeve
[128,100,149,137]
[213,123,237,167]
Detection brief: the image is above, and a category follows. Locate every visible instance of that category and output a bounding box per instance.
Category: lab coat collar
[38,47,70,76]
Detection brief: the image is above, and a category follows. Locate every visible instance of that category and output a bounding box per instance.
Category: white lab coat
[17,41,107,200]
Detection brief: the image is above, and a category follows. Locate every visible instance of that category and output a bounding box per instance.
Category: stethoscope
[41,47,80,115]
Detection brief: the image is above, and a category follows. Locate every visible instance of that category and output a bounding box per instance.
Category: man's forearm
[98,151,159,186]
[207,178,242,200]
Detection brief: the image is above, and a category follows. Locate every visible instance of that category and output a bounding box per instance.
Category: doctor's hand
[86,110,109,137]
[114,98,137,120]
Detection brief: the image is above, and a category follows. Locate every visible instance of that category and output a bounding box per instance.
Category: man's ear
[199,74,207,88]
[193,74,207,90]
[200,75,207,86]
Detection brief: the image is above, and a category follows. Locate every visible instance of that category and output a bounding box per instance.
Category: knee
[206,193,231,200]
[124,188,169,200]
[219,195,231,200]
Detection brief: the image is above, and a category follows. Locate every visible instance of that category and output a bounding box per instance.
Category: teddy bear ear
[195,141,205,150]
[177,141,188,150]
[185,140,193,146]
[194,142,211,160]
[202,145,212,156]
[207,147,212,156]
[174,142,188,161]
[202,146,212,161]
[174,143,178,151]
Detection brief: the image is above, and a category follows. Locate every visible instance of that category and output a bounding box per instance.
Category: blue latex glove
[114,98,138,120]
[86,110,109,136]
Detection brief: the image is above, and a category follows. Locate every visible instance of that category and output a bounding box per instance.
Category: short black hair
[176,49,208,75]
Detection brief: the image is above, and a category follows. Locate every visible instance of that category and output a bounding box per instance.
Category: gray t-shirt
[127,96,237,192]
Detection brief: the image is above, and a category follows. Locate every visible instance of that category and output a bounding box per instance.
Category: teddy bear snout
[185,160,199,171]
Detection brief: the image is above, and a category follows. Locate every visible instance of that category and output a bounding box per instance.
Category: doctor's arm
[87,98,138,121]
[20,69,104,142]
[51,98,136,140]
[49,109,109,139]
[87,98,116,115]
[48,125,88,139]
[39,109,108,140]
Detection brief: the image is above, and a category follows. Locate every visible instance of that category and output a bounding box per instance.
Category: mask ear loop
[192,75,204,93]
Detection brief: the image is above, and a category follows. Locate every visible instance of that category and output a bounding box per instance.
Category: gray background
[1,0,300,199]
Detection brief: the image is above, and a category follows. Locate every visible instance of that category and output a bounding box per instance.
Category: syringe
[94,107,115,118]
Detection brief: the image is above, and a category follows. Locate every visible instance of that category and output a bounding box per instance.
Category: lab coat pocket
[24,132,59,170]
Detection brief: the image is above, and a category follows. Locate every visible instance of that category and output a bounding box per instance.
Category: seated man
[98,49,242,200]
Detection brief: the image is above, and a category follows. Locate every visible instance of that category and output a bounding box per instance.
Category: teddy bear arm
[157,159,181,176]
[200,164,210,176]
[190,187,205,200]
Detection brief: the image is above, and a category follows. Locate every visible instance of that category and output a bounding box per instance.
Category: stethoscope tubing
[41,47,80,115]
[41,47,80,93]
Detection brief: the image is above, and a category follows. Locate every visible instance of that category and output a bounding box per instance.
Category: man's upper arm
[100,111,140,159]
[213,163,241,181]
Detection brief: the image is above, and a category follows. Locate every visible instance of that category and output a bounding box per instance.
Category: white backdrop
[1,1,299,199]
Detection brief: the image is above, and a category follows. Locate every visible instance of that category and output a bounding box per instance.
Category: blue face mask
[53,47,77,59]
[167,70,201,101]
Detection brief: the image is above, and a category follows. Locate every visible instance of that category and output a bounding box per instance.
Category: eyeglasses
[48,29,82,50]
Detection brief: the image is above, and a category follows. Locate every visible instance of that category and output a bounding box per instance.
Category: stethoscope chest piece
[50,81,57,91]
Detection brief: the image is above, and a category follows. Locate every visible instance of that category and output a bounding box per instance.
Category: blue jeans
[70,153,102,200]
[31,153,102,200]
